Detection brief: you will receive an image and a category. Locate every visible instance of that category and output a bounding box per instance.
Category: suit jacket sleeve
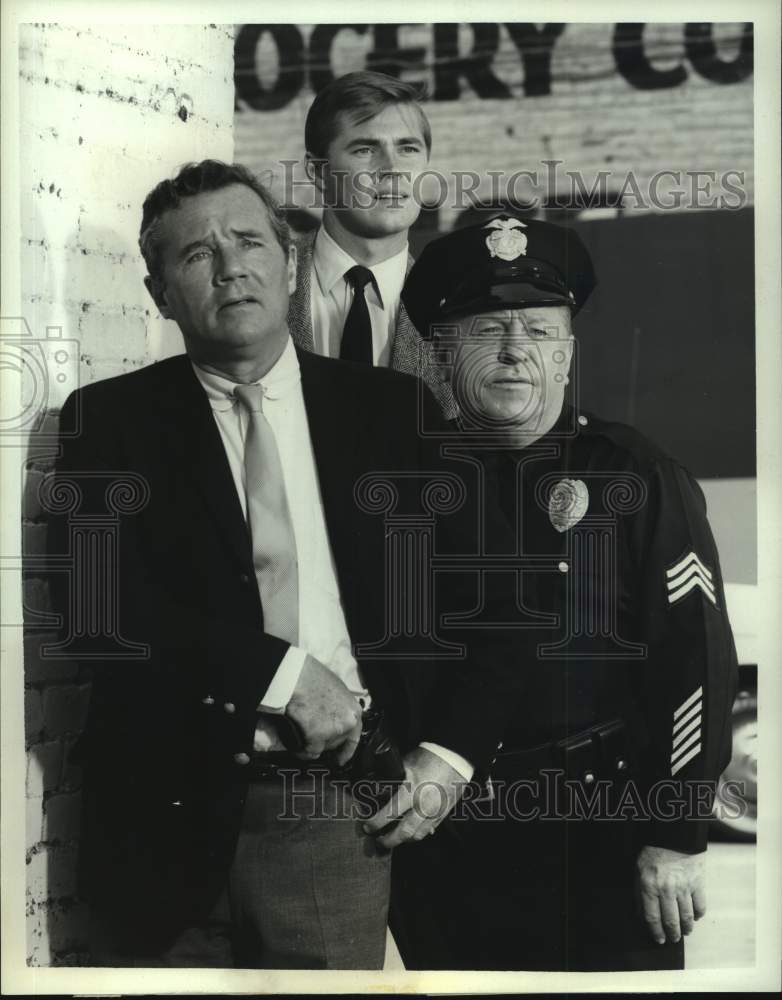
[48,386,291,758]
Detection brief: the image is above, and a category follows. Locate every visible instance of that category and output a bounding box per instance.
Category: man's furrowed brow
[175,228,266,258]
[232,228,266,239]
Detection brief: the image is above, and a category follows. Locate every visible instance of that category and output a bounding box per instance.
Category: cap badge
[484,217,528,261]
[548,478,589,533]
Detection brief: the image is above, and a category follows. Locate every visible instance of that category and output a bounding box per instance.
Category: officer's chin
[479,383,538,422]
[365,199,420,231]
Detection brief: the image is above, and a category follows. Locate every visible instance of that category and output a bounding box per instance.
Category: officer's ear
[430,323,462,382]
[431,333,451,381]
[144,274,172,319]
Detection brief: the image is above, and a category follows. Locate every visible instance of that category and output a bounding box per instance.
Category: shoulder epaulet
[574,409,672,468]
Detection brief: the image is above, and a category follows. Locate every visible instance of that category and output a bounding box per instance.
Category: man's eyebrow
[471,312,558,329]
[522,316,559,327]
[344,134,425,150]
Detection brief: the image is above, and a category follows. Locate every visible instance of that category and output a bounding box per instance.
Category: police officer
[391,215,738,971]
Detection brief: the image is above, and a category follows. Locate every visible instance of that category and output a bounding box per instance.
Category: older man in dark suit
[286,71,454,417]
[48,161,516,968]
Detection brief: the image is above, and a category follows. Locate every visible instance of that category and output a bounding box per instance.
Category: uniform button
[201,695,215,706]
[584,770,595,784]
[616,758,628,772]
[224,702,236,714]
[234,752,250,765]
[497,741,504,751]
[578,415,588,426]
[171,799,183,807]
[558,561,569,573]
[239,573,251,585]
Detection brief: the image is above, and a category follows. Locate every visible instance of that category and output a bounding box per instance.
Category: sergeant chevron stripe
[666,550,716,606]
[671,685,703,776]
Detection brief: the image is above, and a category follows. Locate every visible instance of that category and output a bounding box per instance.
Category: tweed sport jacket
[287,229,457,418]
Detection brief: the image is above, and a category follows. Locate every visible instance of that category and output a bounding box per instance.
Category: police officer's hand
[635,845,706,944]
[362,746,466,849]
[285,654,363,763]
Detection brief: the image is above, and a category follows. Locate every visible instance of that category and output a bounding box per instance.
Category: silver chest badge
[548,478,589,532]
[484,217,527,261]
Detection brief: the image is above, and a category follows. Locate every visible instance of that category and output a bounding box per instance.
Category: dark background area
[574,208,755,478]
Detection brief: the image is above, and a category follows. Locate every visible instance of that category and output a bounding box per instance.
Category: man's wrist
[418,741,474,781]
[257,645,307,712]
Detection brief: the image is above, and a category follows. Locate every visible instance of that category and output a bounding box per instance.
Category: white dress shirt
[310,225,408,365]
[192,339,472,778]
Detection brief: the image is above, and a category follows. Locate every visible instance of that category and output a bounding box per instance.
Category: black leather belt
[489,719,634,784]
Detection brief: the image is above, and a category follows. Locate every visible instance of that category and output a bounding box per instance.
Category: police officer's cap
[403,215,597,338]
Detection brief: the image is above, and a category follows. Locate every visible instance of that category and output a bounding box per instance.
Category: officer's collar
[452,400,579,446]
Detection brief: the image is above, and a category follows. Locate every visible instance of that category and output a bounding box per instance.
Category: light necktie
[233,383,299,645]
[339,264,374,364]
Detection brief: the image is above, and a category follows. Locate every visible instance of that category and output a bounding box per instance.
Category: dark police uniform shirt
[475,404,738,854]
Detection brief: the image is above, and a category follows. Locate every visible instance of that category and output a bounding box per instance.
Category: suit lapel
[395,252,458,418]
[297,350,403,711]
[391,249,437,384]
[297,350,361,603]
[288,230,316,352]
[390,299,425,376]
[156,358,253,573]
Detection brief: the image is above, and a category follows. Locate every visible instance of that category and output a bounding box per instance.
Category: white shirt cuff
[257,645,307,712]
[419,742,474,781]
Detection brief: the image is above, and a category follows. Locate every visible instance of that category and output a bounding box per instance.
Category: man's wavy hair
[139,160,290,284]
[304,71,431,161]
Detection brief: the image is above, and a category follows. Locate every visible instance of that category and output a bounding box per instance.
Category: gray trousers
[90,773,391,969]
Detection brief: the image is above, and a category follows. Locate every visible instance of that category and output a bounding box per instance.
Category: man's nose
[214,246,247,282]
[498,320,533,363]
[376,144,400,175]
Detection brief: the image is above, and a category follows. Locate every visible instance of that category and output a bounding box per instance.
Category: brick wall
[234,22,753,230]
[19,22,235,966]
